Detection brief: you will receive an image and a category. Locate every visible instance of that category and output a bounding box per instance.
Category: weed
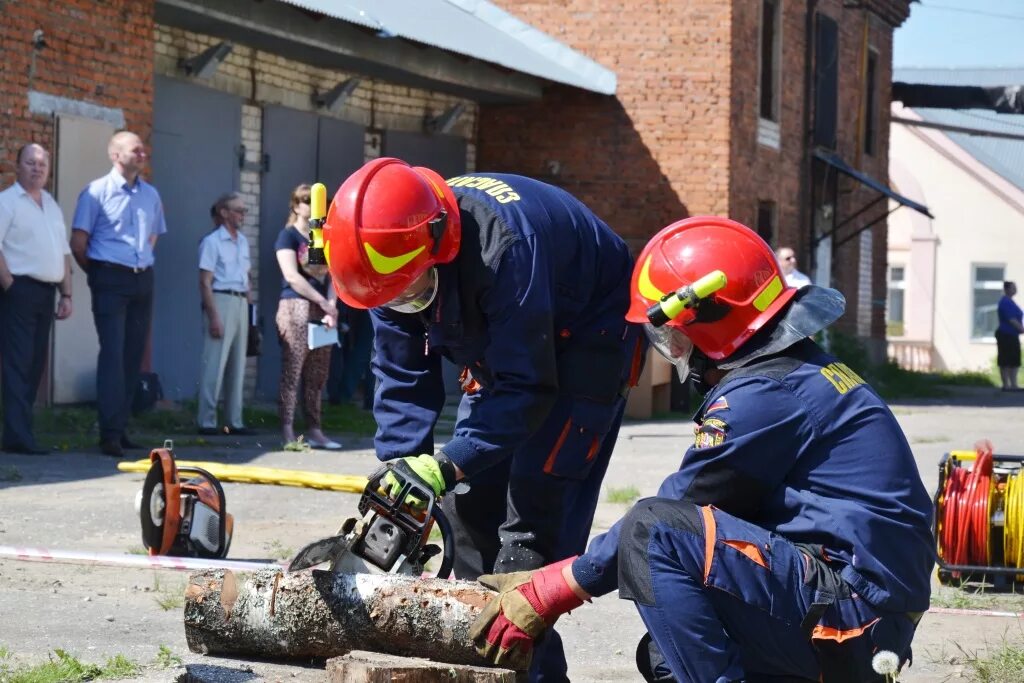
[607,485,641,504]
[0,648,139,682]
[0,465,21,482]
[912,435,950,444]
[152,575,185,611]
[955,638,1024,683]
[265,540,294,561]
[153,645,181,669]
[125,546,147,556]
[283,436,311,452]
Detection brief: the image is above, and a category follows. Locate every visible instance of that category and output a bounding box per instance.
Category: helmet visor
[643,323,694,382]
[384,267,438,314]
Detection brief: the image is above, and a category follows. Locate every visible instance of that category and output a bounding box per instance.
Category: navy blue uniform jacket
[371,173,637,478]
[573,340,935,614]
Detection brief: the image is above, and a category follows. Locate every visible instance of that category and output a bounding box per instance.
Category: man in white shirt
[0,144,73,454]
[197,192,253,436]
[776,246,812,289]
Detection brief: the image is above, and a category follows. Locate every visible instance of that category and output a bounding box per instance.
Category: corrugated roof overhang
[155,0,616,103]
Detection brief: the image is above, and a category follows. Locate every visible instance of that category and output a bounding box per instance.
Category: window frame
[757,0,782,149]
[971,263,1006,342]
[756,200,777,246]
[886,264,905,338]
[863,47,880,157]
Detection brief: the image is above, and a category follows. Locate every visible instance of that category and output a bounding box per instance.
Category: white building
[887,68,1024,373]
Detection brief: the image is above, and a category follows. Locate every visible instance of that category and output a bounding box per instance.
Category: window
[757,0,782,148]
[756,201,776,244]
[813,13,839,149]
[863,49,879,156]
[972,265,1005,340]
[886,265,905,337]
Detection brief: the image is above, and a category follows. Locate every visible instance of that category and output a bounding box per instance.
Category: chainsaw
[134,441,233,559]
[288,460,456,578]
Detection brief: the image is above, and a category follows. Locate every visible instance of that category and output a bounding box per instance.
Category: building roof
[278,0,616,95]
[894,67,1024,191]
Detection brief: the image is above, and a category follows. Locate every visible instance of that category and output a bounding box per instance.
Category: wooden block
[327,650,517,683]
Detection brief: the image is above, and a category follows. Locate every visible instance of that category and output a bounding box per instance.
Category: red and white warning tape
[0,545,282,572]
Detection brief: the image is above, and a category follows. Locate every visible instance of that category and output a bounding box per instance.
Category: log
[327,650,516,682]
[184,568,502,668]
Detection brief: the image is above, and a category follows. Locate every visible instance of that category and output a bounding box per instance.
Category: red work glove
[469,557,585,670]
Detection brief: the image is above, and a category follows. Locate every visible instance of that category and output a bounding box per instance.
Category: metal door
[151,75,241,400]
[383,131,467,180]
[51,115,116,404]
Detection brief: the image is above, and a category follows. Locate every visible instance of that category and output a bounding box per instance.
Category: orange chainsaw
[134,443,233,559]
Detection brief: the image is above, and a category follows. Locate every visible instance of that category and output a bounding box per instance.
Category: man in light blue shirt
[197,192,253,436]
[70,131,167,457]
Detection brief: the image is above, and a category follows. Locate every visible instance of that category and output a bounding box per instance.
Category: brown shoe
[99,439,124,458]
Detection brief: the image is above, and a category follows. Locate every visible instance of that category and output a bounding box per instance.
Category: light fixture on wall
[179,41,233,79]
[314,78,362,113]
[424,103,466,135]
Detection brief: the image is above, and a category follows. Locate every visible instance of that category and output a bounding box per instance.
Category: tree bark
[327,651,516,682]
[184,568,502,668]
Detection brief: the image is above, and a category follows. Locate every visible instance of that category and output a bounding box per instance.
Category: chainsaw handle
[430,504,455,579]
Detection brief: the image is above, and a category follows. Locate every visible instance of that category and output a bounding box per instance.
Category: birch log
[184,568,501,667]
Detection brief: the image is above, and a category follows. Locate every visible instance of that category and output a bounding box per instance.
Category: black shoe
[99,439,124,458]
[224,426,255,436]
[120,436,144,450]
[198,427,220,436]
[3,443,49,455]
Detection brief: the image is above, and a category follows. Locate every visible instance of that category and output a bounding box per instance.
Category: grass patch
[829,333,995,400]
[31,399,375,451]
[283,437,311,452]
[0,647,139,682]
[606,485,641,504]
[152,645,181,669]
[956,640,1024,683]
[265,540,294,561]
[0,465,22,482]
[930,585,1024,612]
[152,575,184,612]
[911,435,950,444]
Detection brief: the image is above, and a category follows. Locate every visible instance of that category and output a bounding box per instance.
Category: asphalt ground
[2,389,1024,681]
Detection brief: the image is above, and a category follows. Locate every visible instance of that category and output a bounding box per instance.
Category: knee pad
[618,498,703,605]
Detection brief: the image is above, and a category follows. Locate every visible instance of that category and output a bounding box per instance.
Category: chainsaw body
[136,443,233,559]
[289,460,454,577]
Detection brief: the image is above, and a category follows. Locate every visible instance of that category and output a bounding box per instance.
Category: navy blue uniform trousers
[619,499,917,683]
[87,263,153,441]
[444,391,627,683]
[0,276,56,450]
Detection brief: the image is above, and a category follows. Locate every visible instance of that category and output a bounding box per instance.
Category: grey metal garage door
[151,75,241,401]
[256,106,364,400]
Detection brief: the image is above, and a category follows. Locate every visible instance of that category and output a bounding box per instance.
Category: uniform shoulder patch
[694,417,728,449]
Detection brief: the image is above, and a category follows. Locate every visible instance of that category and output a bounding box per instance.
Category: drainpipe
[800,0,818,278]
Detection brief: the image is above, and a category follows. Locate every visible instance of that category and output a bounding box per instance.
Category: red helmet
[627,216,796,361]
[323,157,461,309]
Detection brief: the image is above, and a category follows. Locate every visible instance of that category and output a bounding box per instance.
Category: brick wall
[0,0,155,185]
[490,0,909,345]
[481,1,735,252]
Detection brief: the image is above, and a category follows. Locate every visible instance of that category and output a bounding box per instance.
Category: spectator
[776,246,812,288]
[0,143,73,454]
[274,183,341,450]
[996,280,1023,391]
[197,193,253,435]
[70,131,167,458]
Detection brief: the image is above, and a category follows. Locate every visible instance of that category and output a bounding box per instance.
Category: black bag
[247,303,263,357]
[132,372,164,415]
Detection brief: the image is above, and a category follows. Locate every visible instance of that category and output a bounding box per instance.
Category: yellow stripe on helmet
[637,255,667,302]
[364,242,425,275]
[753,275,783,312]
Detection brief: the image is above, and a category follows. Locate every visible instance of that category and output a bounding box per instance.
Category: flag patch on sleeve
[706,396,729,414]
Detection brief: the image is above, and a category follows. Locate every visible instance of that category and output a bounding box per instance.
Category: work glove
[469,556,585,670]
[382,453,456,508]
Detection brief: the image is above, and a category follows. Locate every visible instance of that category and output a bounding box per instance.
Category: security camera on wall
[32,29,46,50]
